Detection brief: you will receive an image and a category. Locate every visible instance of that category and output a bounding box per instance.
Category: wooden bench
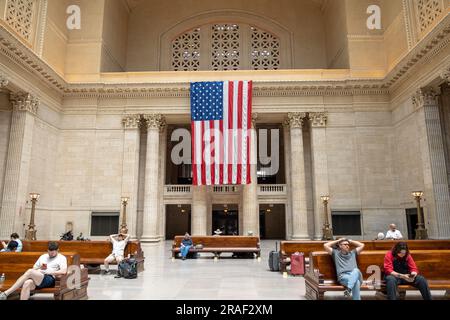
[280,240,450,273]
[0,252,89,300]
[18,240,145,273]
[304,250,450,300]
[171,236,261,259]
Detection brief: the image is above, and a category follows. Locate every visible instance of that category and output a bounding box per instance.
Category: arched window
[171,23,281,71]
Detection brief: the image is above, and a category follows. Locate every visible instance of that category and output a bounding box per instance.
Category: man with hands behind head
[324,238,365,300]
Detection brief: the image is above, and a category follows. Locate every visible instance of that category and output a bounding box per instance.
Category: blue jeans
[339,268,362,300]
[180,245,191,258]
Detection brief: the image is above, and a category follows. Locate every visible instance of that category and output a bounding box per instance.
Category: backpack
[118,258,138,279]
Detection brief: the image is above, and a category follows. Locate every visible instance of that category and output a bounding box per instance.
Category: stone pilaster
[141,114,165,242]
[283,119,293,239]
[0,92,39,237]
[309,112,330,239]
[242,113,259,236]
[287,112,309,239]
[120,115,142,238]
[158,124,167,239]
[413,88,450,239]
[192,186,208,235]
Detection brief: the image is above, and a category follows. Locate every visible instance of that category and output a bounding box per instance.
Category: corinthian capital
[310,112,328,128]
[287,112,307,129]
[10,92,39,115]
[412,88,439,109]
[251,113,258,128]
[0,74,9,88]
[122,114,141,129]
[143,114,165,131]
[441,67,450,85]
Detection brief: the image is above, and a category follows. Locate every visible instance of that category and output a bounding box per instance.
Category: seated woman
[384,242,432,300]
[180,233,193,260]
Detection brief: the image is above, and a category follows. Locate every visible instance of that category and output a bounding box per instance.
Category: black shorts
[36,275,55,289]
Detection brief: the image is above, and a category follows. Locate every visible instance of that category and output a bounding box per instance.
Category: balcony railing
[258,184,287,196]
[164,185,192,197]
[213,185,240,193]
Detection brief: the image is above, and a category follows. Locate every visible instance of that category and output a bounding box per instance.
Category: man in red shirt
[383,242,432,300]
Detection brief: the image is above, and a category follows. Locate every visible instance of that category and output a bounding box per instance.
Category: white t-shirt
[112,239,128,257]
[33,253,68,276]
[385,229,403,239]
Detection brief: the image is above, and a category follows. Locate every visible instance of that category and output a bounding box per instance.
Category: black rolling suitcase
[268,241,280,271]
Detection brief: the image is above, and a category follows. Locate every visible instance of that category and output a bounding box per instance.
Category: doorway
[259,204,286,239]
[165,204,191,240]
[406,208,419,240]
[212,204,239,235]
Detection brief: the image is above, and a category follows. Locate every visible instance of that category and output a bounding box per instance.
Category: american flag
[191,81,253,186]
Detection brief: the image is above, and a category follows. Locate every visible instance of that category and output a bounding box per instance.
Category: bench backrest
[281,240,450,257]
[17,240,142,262]
[309,250,450,283]
[173,236,260,248]
[0,252,79,280]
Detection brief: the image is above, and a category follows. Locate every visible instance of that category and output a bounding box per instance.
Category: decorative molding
[412,87,440,109]
[310,112,328,128]
[143,114,165,130]
[0,74,9,88]
[122,114,141,129]
[287,112,307,129]
[36,0,48,58]
[10,92,39,114]
[402,0,415,50]
[251,113,258,128]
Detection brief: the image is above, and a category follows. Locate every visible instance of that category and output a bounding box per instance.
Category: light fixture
[181,209,186,213]
[25,193,40,240]
[412,191,428,239]
[321,195,333,240]
[266,208,271,213]
[30,193,40,200]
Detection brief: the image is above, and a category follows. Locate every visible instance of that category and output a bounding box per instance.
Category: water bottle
[0,273,5,284]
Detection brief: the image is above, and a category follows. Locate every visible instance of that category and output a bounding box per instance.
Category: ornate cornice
[287,112,307,129]
[122,114,141,129]
[10,92,39,115]
[412,88,440,109]
[310,112,328,128]
[143,114,165,130]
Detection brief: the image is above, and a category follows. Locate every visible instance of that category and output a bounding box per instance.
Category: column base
[140,235,163,243]
[415,228,429,240]
[291,235,311,240]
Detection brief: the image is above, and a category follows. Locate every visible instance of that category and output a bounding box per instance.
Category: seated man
[2,233,23,252]
[104,233,130,274]
[0,242,67,300]
[385,224,403,240]
[0,240,18,252]
[384,242,432,300]
[324,238,365,300]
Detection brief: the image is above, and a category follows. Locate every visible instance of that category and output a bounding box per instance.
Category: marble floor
[28,240,447,300]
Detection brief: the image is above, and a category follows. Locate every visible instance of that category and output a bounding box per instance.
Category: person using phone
[383,242,432,300]
[0,242,67,300]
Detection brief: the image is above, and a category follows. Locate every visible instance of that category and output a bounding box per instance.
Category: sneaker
[182,257,186,261]
[114,274,122,279]
[0,292,7,300]
[104,270,111,275]
[344,288,352,298]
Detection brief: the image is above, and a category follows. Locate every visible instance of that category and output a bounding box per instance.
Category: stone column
[157,124,167,239]
[0,93,39,238]
[283,120,293,239]
[192,186,208,235]
[242,113,259,236]
[287,113,309,239]
[121,115,141,239]
[310,113,330,240]
[141,114,165,242]
[413,88,450,239]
